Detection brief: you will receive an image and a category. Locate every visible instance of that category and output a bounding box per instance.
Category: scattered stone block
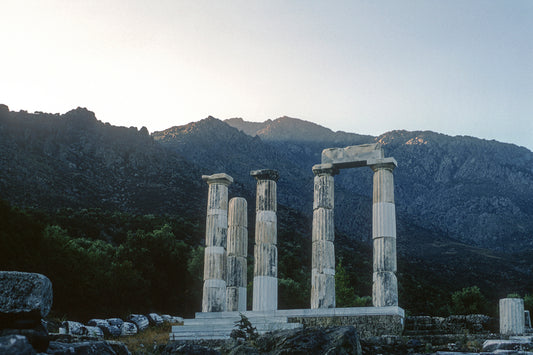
[0,271,53,323]
[147,313,164,326]
[62,321,87,336]
[120,321,138,336]
[127,314,149,332]
[106,318,124,328]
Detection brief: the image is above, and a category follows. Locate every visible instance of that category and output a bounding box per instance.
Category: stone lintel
[312,164,339,176]
[202,173,234,185]
[321,143,384,168]
[368,157,398,171]
[250,169,279,182]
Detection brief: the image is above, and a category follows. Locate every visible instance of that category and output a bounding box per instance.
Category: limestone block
[255,180,277,212]
[205,213,228,247]
[0,271,53,319]
[255,211,277,244]
[500,298,525,335]
[127,314,149,332]
[226,286,247,312]
[226,256,247,287]
[372,168,395,203]
[206,183,229,211]
[203,246,226,280]
[322,143,383,167]
[312,208,335,242]
[120,321,138,336]
[311,270,336,309]
[373,237,397,272]
[372,202,396,239]
[372,272,398,307]
[253,275,278,311]
[254,244,278,277]
[227,226,247,256]
[228,197,247,227]
[147,313,164,326]
[312,240,335,272]
[202,279,226,312]
[313,174,334,210]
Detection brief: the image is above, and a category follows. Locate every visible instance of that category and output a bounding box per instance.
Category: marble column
[201,173,233,313]
[500,298,525,335]
[370,159,398,307]
[226,197,248,312]
[311,164,338,309]
[251,169,279,311]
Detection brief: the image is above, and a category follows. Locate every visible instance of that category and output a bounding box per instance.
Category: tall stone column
[311,164,338,309]
[201,173,233,313]
[500,298,525,335]
[251,169,279,311]
[226,197,248,312]
[370,159,398,307]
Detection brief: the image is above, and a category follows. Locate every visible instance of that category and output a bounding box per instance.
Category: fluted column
[500,298,525,335]
[370,159,398,307]
[226,197,248,312]
[251,169,279,311]
[311,164,338,309]
[201,173,233,312]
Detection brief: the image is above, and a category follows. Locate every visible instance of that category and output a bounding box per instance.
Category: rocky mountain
[0,105,204,218]
[1,105,532,312]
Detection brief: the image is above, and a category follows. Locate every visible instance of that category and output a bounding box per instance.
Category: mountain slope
[0,105,204,217]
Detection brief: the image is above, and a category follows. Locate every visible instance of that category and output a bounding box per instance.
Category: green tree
[451,286,488,315]
[524,294,533,312]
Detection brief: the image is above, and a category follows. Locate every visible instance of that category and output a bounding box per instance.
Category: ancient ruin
[251,169,279,311]
[201,173,233,313]
[170,144,404,340]
[311,143,398,308]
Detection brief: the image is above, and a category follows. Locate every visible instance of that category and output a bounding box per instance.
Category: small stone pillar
[500,298,525,335]
[311,164,338,309]
[201,173,233,312]
[251,169,279,311]
[370,159,398,307]
[226,197,248,312]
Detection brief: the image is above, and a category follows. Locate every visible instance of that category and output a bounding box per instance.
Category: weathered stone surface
[202,173,232,313]
[106,318,124,328]
[322,143,383,168]
[161,342,221,355]
[46,340,130,354]
[63,321,87,336]
[252,170,278,312]
[312,173,335,210]
[373,236,397,272]
[483,338,533,352]
[312,208,334,242]
[120,322,137,336]
[500,298,525,335]
[312,240,335,272]
[310,271,335,309]
[226,257,247,287]
[127,314,149,332]
[228,197,247,227]
[88,319,121,337]
[0,271,53,319]
[147,313,164,326]
[252,326,362,354]
[372,271,398,307]
[0,334,35,355]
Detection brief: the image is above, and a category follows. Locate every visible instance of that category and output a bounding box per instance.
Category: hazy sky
[1,1,532,150]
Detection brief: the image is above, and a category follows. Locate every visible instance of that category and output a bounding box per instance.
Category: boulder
[120,322,138,336]
[127,314,148,332]
[147,313,164,326]
[254,326,362,354]
[0,271,53,324]
[88,319,120,337]
[0,334,36,355]
[107,318,124,328]
[62,321,87,336]
[46,340,130,354]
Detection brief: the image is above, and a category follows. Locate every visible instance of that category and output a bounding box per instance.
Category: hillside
[1,105,532,317]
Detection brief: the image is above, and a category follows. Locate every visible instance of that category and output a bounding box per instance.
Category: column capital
[312,164,339,176]
[250,169,279,182]
[202,173,234,186]
[369,158,397,172]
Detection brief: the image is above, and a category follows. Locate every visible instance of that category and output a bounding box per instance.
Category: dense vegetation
[2,198,531,321]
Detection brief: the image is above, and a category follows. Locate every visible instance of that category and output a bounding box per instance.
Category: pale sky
[1,1,532,150]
